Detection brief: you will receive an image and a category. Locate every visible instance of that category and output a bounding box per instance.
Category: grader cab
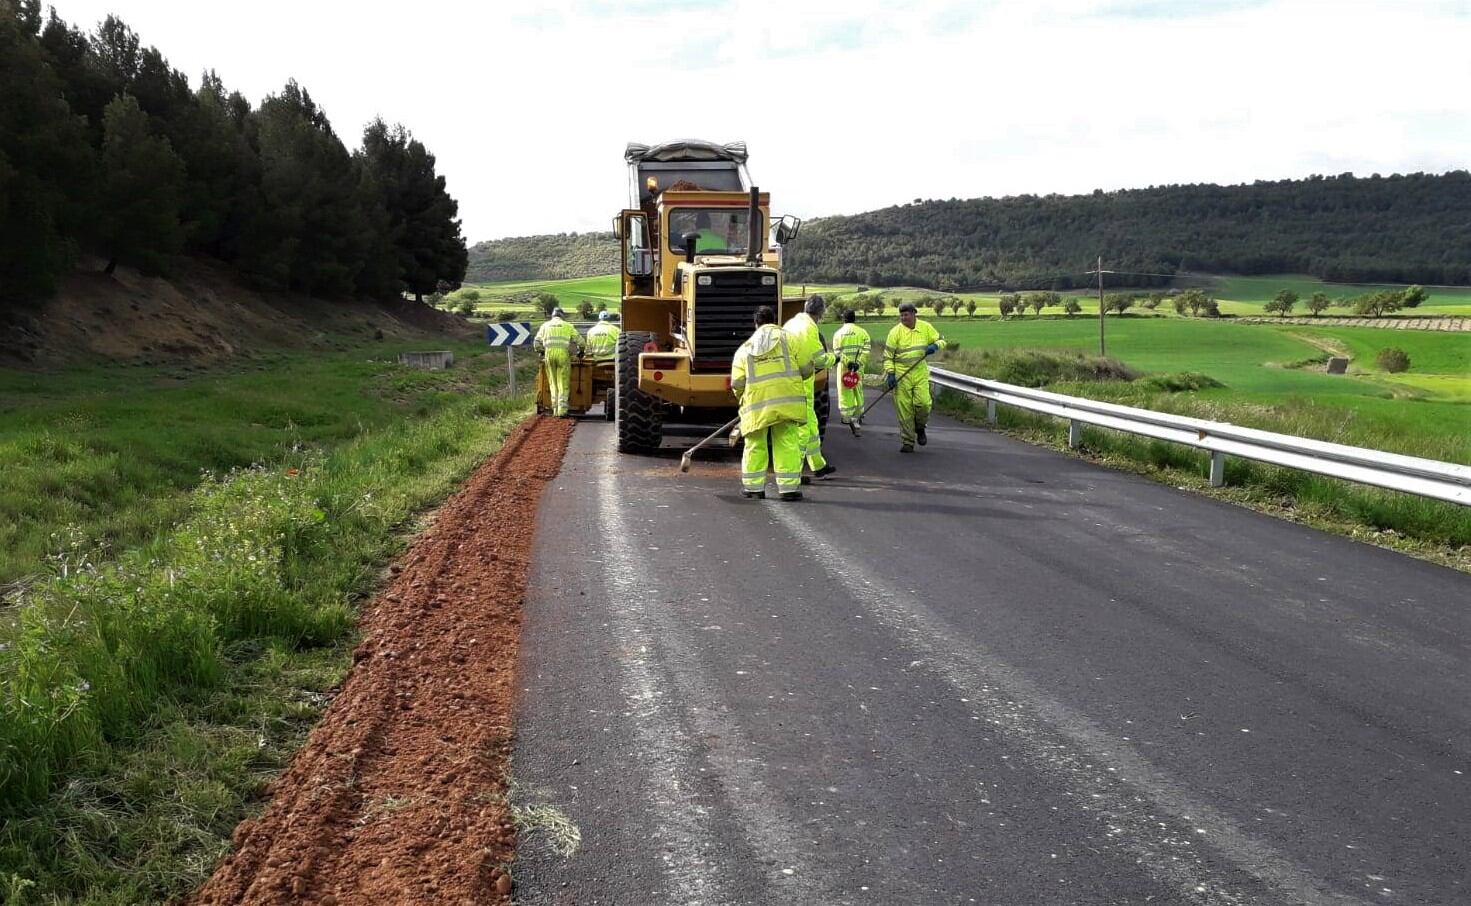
[612,140,819,453]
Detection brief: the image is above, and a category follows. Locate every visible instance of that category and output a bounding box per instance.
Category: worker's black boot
[741,490,766,499]
[916,426,927,446]
[779,491,803,501]
[814,464,837,480]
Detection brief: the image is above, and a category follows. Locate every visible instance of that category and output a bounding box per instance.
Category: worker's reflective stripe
[744,337,798,385]
[741,394,811,414]
[731,379,746,393]
[741,471,767,481]
[542,336,573,348]
[773,471,801,480]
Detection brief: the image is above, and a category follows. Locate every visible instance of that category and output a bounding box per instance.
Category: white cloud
[46,0,1471,242]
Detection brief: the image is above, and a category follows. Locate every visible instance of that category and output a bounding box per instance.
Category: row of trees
[785,172,1471,290]
[1263,286,1427,317]
[1,0,466,307]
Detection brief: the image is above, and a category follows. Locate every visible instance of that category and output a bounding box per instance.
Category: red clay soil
[192,415,574,906]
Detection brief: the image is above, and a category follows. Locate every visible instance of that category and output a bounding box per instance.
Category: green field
[873,316,1469,550]
[0,340,530,586]
[1206,274,1471,314]
[465,273,1471,320]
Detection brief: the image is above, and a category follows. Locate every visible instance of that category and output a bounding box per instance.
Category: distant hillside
[466,232,618,283]
[784,171,1471,291]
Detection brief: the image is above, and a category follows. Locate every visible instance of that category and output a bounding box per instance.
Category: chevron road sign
[485,322,533,347]
[486,322,535,395]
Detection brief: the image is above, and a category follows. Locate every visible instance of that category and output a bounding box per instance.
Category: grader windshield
[668,208,756,255]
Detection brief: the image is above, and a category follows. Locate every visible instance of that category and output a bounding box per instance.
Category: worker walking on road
[534,307,583,417]
[783,296,837,481]
[884,301,947,452]
[731,306,812,501]
[832,309,871,435]
[585,310,621,362]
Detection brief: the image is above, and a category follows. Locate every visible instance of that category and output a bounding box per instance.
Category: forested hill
[465,233,618,283]
[2,3,465,310]
[784,171,1471,291]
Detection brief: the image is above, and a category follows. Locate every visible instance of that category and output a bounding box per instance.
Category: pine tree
[96,93,186,274]
[0,4,93,304]
[239,80,368,294]
[359,119,467,301]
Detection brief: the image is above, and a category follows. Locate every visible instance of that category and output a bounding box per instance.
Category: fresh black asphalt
[511,399,1470,905]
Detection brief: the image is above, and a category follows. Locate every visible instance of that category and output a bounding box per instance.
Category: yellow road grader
[606,140,823,453]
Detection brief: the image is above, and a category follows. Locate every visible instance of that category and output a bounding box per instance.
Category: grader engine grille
[692,271,779,372]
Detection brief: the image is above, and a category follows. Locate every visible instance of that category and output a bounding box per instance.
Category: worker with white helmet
[534,307,583,417]
[584,310,621,362]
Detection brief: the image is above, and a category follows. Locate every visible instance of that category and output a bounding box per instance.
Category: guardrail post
[1068,420,1082,449]
[1209,452,1226,487]
[985,399,997,425]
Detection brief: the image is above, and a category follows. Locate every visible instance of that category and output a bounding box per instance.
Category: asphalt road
[512,400,1470,905]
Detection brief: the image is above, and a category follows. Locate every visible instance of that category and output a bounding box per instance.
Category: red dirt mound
[192,415,574,906]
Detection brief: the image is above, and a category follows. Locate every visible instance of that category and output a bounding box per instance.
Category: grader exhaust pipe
[746,186,760,266]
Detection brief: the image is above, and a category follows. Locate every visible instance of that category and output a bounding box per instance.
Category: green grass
[902,317,1468,550]
[0,340,521,587]
[1292,326,1470,376]
[1207,274,1471,314]
[0,350,533,903]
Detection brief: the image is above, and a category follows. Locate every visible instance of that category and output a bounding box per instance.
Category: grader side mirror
[774,214,802,245]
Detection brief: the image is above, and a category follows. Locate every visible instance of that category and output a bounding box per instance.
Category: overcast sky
[48,0,1471,243]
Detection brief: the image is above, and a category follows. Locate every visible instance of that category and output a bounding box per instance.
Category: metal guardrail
[928,367,1471,506]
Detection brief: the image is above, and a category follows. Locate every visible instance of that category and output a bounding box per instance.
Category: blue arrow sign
[486,322,533,347]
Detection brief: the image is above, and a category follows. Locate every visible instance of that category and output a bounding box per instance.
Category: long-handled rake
[678,416,741,473]
[851,354,929,430]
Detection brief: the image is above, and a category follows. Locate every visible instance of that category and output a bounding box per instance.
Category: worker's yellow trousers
[798,379,827,471]
[742,423,803,493]
[543,350,571,416]
[893,371,932,446]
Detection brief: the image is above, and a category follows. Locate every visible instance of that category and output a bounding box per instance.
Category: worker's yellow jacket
[782,312,834,374]
[730,324,811,435]
[534,317,582,356]
[832,323,871,371]
[585,322,620,360]
[883,319,946,382]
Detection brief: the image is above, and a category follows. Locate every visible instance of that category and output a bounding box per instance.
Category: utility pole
[1088,256,1114,357]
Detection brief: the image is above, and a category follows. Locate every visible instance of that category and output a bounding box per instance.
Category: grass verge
[933,352,1470,570]
[0,340,526,587]
[0,380,533,903]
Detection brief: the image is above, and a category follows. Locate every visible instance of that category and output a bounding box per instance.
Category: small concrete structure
[1326,357,1349,375]
[399,350,455,370]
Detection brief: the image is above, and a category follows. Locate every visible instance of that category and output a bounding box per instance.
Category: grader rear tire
[616,331,663,453]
